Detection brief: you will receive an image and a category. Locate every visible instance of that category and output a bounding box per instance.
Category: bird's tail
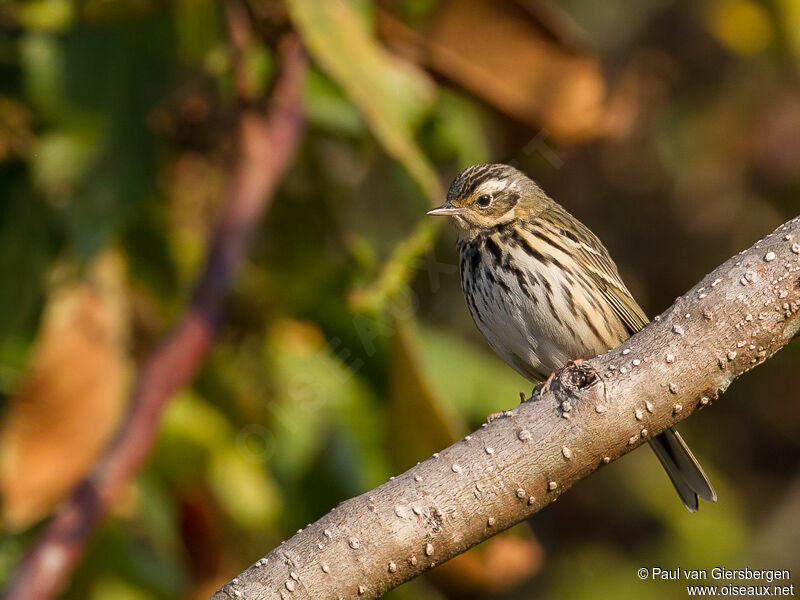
[648,428,717,512]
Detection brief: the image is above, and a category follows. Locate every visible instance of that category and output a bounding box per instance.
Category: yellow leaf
[207,446,282,531]
[777,0,800,59]
[708,0,772,56]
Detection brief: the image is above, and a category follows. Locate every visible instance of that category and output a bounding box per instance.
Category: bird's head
[428,164,548,236]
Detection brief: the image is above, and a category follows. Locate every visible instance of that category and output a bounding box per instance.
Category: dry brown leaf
[379,0,608,143]
[0,96,34,161]
[177,485,243,600]
[0,250,129,530]
[428,527,544,595]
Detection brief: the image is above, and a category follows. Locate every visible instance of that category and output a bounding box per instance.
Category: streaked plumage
[430,163,716,511]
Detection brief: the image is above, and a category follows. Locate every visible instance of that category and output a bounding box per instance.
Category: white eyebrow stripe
[474,179,510,196]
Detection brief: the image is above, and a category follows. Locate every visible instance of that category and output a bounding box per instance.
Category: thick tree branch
[4,31,306,600]
[212,216,800,600]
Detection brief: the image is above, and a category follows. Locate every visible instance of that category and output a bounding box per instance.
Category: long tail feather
[648,428,717,512]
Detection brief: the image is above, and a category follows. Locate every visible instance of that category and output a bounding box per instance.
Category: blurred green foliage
[1,0,799,599]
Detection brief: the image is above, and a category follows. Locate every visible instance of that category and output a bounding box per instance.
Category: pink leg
[534,371,557,395]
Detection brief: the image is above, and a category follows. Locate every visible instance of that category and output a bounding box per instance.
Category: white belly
[460,238,626,382]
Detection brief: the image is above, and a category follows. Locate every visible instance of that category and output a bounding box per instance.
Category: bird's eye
[476,194,492,207]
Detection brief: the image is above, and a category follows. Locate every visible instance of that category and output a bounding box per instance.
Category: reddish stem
[4,32,306,600]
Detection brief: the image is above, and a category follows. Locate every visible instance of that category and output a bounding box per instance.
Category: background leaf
[0,1,798,598]
[0,250,129,529]
[287,0,442,200]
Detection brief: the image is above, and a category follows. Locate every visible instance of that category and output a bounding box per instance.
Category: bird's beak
[427,203,464,217]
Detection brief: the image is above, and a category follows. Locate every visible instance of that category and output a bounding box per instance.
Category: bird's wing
[546,208,650,335]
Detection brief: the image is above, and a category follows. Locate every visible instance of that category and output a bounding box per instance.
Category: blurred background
[1,0,799,598]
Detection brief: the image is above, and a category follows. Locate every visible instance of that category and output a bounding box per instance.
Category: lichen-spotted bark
[212,217,800,600]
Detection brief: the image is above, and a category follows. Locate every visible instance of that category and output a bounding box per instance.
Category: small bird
[428,163,716,511]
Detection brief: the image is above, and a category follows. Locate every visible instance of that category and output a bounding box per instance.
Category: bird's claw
[535,371,557,394]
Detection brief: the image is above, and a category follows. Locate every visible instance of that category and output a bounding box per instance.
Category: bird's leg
[565,357,585,368]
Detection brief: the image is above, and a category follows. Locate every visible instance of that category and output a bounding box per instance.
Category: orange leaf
[379,0,608,143]
[0,250,129,530]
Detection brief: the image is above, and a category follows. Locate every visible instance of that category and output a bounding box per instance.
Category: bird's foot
[485,411,505,424]
[534,371,557,395]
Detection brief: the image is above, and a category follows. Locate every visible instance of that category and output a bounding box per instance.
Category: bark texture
[212,216,800,600]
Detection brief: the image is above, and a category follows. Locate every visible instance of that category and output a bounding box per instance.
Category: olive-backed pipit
[429,163,716,511]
